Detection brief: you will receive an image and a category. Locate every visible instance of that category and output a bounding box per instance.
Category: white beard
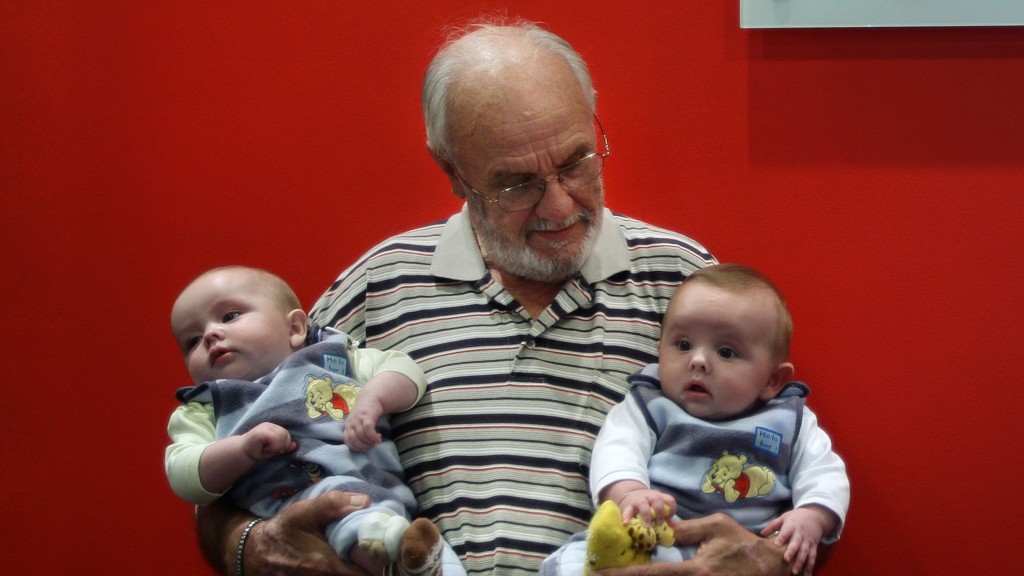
[471,201,603,284]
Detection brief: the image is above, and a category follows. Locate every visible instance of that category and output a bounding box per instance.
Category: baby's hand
[618,489,677,525]
[242,422,297,461]
[761,506,836,576]
[343,398,384,452]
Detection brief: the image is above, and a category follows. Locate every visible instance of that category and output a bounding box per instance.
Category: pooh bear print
[304,374,360,421]
[701,450,776,503]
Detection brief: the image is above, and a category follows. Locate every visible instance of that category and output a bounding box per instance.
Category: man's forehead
[448,85,592,164]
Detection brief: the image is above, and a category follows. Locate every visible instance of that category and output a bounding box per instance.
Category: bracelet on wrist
[235,517,263,576]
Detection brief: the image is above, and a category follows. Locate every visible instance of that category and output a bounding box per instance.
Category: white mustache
[528,209,592,233]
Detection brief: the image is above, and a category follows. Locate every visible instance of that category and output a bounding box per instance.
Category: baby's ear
[761,362,795,401]
[287,309,308,349]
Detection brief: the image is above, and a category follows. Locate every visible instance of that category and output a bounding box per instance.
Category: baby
[164,265,465,575]
[543,264,850,576]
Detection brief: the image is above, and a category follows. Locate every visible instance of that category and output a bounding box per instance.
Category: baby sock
[357,511,410,566]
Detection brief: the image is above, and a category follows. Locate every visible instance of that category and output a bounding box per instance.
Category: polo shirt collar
[431,204,629,283]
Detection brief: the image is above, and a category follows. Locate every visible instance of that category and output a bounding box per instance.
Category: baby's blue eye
[717,347,738,359]
[222,311,241,322]
[676,340,692,352]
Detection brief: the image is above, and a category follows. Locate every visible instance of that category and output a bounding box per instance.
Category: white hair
[421,18,597,163]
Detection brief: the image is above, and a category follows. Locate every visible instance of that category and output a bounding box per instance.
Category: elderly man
[199,19,803,576]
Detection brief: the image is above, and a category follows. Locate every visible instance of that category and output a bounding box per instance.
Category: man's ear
[430,151,467,199]
[287,309,308,349]
[761,361,795,401]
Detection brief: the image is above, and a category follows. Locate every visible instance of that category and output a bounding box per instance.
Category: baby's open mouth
[685,381,709,394]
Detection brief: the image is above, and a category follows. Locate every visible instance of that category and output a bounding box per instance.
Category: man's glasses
[456,116,611,212]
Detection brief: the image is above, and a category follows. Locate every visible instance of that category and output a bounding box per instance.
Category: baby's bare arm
[199,422,296,494]
[343,371,418,452]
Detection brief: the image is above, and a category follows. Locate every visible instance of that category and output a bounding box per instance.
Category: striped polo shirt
[309,205,715,576]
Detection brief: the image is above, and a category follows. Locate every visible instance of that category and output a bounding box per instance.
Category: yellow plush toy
[585,500,676,575]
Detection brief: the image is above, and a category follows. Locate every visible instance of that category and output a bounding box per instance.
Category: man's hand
[595,513,790,576]
[200,491,371,576]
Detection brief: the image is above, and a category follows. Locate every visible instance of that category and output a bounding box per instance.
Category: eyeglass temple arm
[594,114,610,157]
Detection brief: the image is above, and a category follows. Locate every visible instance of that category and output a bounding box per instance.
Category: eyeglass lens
[499,154,605,211]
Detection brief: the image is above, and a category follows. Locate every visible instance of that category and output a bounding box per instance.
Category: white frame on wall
[740,0,1024,28]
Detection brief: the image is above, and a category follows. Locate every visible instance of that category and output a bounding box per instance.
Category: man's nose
[533,177,575,220]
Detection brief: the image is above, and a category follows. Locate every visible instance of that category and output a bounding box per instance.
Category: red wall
[3,2,1022,574]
